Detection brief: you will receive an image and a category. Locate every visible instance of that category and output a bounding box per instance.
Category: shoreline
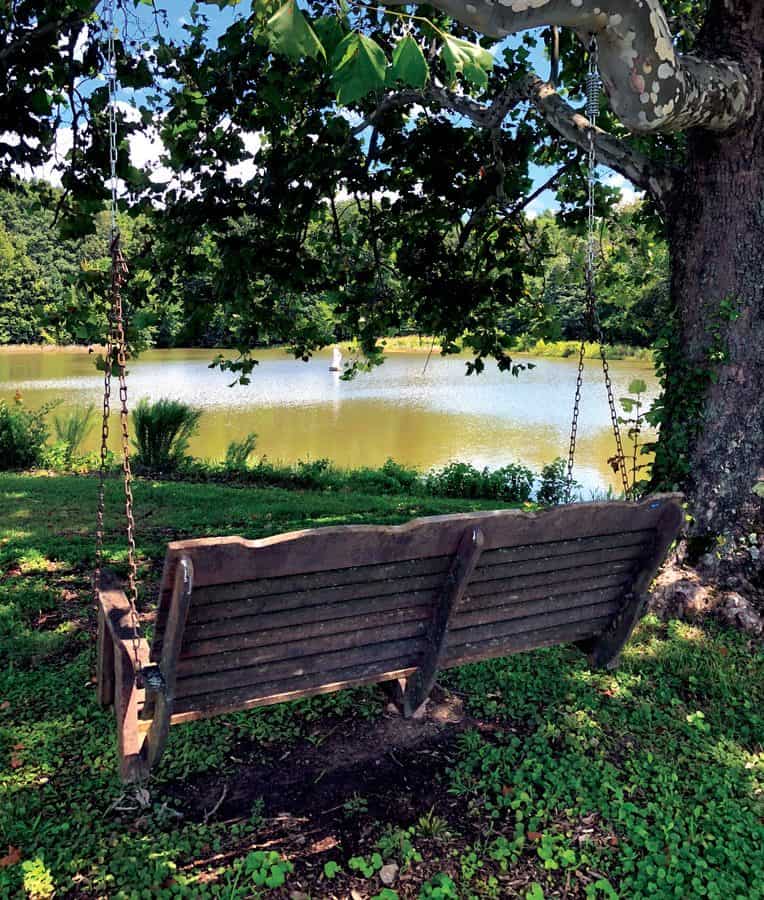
[0,338,654,363]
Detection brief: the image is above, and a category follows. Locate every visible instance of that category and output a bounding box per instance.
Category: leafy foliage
[131,398,202,471]
[0,399,52,469]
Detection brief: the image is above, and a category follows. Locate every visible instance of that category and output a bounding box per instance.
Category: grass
[0,473,762,899]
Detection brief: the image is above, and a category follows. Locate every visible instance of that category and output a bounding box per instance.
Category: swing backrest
[147,495,683,726]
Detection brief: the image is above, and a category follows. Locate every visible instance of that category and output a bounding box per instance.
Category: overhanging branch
[350,75,673,201]
[421,0,758,133]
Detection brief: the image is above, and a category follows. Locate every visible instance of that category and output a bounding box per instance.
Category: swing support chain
[565,36,631,504]
[94,0,164,697]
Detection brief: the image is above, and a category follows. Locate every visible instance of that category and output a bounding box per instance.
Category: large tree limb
[522,74,673,198]
[351,76,673,200]
[424,0,758,133]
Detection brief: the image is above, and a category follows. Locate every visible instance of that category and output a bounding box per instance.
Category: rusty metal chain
[94,2,144,682]
[565,37,631,503]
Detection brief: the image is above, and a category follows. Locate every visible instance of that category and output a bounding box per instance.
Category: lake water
[0,347,658,494]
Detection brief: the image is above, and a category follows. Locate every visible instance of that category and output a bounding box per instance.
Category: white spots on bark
[657,62,674,80]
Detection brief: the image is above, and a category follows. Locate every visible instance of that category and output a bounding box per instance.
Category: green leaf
[390,35,428,88]
[331,33,387,104]
[313,16,345,58]
[266,0,325,62]
[441,34,493,89]
[628,378,647,394]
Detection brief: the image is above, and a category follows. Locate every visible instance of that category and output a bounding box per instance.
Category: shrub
[0,399,52,469]
[131,398,202,471]
[425,461,534,502]
[53,404,95,460]
[536,457,570,506]
[224,432,258,471]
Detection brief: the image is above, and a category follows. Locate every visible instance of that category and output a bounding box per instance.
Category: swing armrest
[97,569,152,667]
[96,569,152,782]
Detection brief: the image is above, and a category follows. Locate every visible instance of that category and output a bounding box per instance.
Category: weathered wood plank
[164,665,419,727]
[469,546,645,586]
[172,657,422,717]
[178,590,435,645]
[183,529,651,612]
[174,635,427,700]
[190,555,451,607]
[96,604,115,707]
[464,568,632,603]
[443,616,614,669]
[172,605,432,660]
[402,526,484,716]
[143,556,194,770]
[176,548,643,631]
[175,618,429,678]
[184,572,447,626]
[452,582,627,630]
[446,597,621,651]
[476,529,652,568]
[155,496,682,615]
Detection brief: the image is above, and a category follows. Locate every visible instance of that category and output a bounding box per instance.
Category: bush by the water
[0,399,51,469]
[424,460,536,502]
[53,403,95,461]
[3,394,574,504]
[132,398,202,471]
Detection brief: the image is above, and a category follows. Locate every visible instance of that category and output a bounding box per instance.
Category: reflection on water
[0,347,658,494]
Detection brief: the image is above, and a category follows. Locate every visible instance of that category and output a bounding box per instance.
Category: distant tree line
[0,180,667,353]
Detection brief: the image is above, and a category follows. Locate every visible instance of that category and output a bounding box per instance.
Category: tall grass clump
[53,404,95,459]
[132,398,202,471]
[224,432,258,471]
[0,399,52,469]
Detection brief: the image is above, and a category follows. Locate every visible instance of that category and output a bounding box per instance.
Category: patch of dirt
[164,690,478,843]
[157,691,589,897]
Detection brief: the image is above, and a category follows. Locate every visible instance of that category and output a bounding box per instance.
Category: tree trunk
[654,2,764,538]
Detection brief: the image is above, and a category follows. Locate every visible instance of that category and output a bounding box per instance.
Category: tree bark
[655,2,764,537]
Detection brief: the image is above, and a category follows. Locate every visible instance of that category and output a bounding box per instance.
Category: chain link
[565,37,631,503]
[94,1,144,681]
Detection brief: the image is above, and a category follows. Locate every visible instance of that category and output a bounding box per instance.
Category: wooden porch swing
[94,22,683,783]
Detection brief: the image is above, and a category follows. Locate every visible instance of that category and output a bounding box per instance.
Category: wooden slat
[184,530,651,611]
[477,529,652,568]
[465,565,634,602]
[175,618,429,678]
[184,571,447,626]
[452,583,627,630]
[172,656,421,717]
[190,555,451,606]
[174,604,432,660]
[447,595,621,649]
[443,616,615,669]
[175,635,426,701]
[178,590,435,645]
[166,665,419,726]
[155,496,682,604]
[469,545,646,586]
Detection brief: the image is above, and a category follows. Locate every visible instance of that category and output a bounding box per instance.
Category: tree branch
[421,0,758,133]
[351,75,673,202]
[522,74,674,201]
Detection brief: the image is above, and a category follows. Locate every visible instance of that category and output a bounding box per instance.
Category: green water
[0,347,658,494]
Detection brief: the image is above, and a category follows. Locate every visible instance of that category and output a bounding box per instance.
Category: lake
[0,347,658,495]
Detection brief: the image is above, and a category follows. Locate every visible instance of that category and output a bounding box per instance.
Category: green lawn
[0,473,762,899]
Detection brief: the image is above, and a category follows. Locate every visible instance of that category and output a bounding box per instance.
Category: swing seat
[97,495,682,782]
